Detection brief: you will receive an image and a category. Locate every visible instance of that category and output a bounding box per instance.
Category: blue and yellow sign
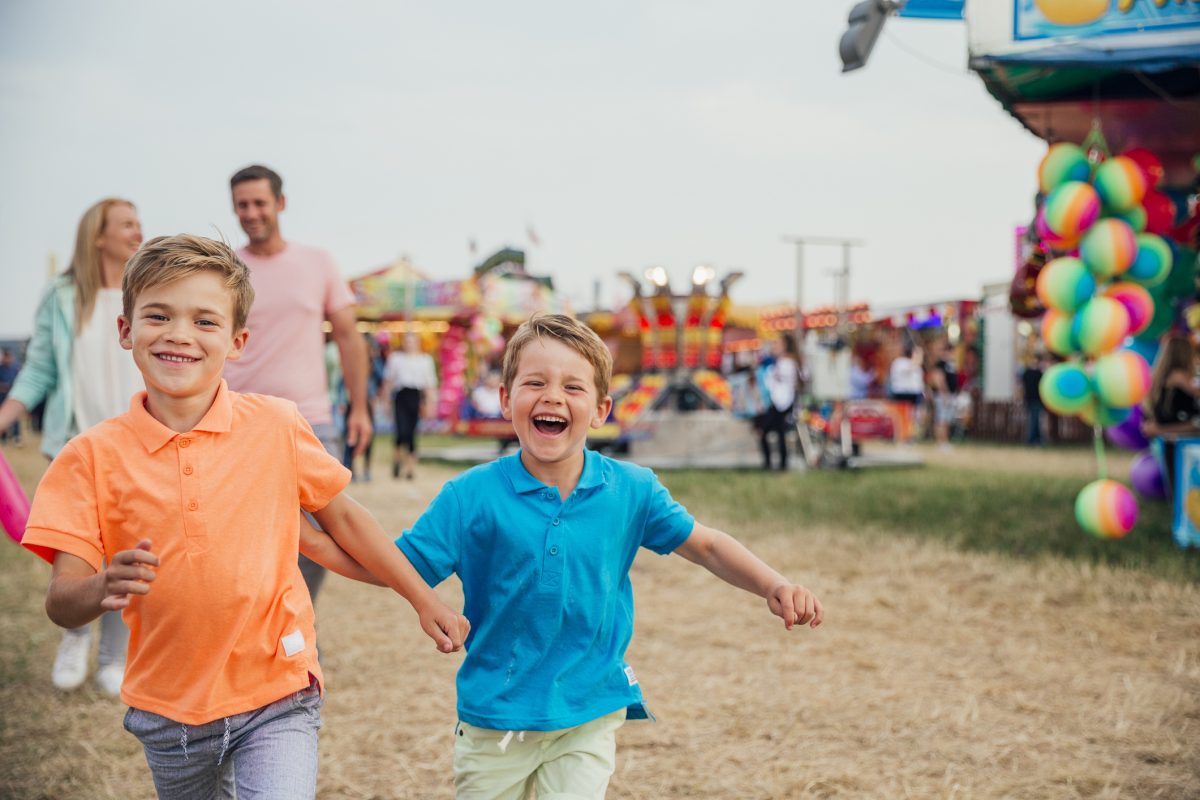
[1016,0,1200,41]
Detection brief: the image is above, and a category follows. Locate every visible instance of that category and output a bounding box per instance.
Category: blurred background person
[1144,334,1200,492]
[1020,353,1046,446]
[469,369,503,419]
[0,198,143,696]
[0,349,23,445]
[849,352,874,401]
[888,342,924,445]
[339,334,385,481]
[382,332,438,480]
[928,338,957,452]
[224,164,370,605]
[759,335,799,471]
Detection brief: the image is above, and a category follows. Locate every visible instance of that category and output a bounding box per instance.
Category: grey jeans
[124,679,322,799]
[298,422,341,602]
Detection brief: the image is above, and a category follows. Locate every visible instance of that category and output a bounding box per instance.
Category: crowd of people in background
[725,330,976,470]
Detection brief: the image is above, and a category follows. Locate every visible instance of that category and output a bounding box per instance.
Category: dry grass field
[1,441,1198,799]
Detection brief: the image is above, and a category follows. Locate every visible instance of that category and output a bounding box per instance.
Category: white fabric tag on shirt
[282,629,306,657]
[624,666,638,686]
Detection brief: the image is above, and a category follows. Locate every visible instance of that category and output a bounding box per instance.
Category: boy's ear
[117,316,133,351]
[499,384,512,421]
[226,328,250,362]
[591,395,614,429]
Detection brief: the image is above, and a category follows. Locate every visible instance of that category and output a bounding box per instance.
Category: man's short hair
[501,313,613,399]
[123,235,256,332]
[230,164,283,199]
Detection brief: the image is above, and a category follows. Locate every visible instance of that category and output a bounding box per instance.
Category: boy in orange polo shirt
[22,234,469,799]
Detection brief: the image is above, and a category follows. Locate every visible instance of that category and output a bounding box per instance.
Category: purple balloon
[1130,450,1166,500]
[1105,404,1149,451]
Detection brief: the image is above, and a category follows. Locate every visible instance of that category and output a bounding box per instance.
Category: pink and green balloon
[1093,156,1147,213]
[1074,479,1137,539]
[1079,218,1137,280]
[1126,234,1173,287]
[1103,282,1154,336]
[1037,257,1095,313]
[1038,143,1091,194]
[1039,362,1092,416]
[1040,310,1077,356]
[1070,297,1130,356]
[1092,350,1151,409]
[1043,181,1101,240]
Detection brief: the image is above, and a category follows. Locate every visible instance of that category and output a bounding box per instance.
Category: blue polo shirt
[396,449,694,731]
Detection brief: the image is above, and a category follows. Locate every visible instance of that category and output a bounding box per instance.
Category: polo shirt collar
[505,448,607,494]
[128,380,234,453]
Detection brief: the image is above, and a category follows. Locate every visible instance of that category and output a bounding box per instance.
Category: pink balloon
[0,449,30,544]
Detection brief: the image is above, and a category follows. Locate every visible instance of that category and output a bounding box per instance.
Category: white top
[384,350,438,392]
[765,357,799,412]
[72,289,143,432]
[889,356,924,395]
[471,384,503,417]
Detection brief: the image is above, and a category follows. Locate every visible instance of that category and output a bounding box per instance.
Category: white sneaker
[95,662,125,697]
[51,628,92,690]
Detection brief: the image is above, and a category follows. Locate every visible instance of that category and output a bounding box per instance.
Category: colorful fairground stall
[751,299,980,448]
[580,266,744,463]
[350,248,565,436]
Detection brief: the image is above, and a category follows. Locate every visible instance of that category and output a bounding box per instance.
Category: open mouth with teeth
[532,414,568,435]
[155,353,199,364]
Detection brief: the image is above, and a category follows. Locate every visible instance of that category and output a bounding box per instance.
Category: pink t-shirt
[224,242,356,426]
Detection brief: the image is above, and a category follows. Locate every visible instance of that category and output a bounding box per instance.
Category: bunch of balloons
[1033,142,1180,539]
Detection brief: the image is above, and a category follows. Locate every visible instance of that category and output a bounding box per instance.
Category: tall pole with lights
[780,235,864,343]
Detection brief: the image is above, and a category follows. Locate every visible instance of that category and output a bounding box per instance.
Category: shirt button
[549,545,559,555]
[187,500,198,511]
[179,438,191,448]
[552,518,560,526]
[183,465,193,475]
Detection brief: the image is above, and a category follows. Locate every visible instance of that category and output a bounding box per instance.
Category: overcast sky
[0,1,1044,338]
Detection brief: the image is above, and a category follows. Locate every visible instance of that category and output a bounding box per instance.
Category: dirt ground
[1,445,1198,799]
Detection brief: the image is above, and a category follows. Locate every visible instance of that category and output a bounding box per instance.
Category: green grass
[655,466,1200,583]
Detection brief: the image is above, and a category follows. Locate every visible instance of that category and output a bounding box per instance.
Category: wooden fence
[969,395,1094,444]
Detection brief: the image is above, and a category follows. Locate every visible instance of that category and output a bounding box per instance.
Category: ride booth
[582,266,752,467]
[350,249,565,439]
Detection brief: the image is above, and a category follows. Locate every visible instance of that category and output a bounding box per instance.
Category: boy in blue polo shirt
[396,313,823,799]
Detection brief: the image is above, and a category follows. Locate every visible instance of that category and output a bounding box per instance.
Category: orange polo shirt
[23,381,350,725]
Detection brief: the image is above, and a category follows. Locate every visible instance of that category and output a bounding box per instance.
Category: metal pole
[781,235,864,342]
[794,242,805,340]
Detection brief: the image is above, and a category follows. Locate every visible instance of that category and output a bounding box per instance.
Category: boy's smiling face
[501,337,612,481]
[118,271,248,407]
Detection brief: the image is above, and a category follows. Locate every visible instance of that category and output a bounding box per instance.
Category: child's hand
[417,599,471,653]
[767,582,823,630]
[101,539,158,611]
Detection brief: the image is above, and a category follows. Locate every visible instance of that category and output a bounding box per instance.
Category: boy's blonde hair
[502,313,613,399]
[122,235,255,332]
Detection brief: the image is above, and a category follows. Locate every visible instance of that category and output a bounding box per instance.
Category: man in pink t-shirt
[225,164,371,601]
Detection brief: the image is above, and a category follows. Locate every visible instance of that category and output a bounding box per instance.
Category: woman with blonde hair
[0,198,144,696]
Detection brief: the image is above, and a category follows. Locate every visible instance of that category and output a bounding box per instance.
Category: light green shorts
[453,708,627,800]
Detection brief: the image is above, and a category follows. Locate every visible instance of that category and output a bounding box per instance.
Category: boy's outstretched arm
[46,540,159,629]
[297,511,386,586]
[312,493,470,653]
[674,523,823,630]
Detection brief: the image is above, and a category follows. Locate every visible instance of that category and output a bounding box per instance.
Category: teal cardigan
[10,276,80,459]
